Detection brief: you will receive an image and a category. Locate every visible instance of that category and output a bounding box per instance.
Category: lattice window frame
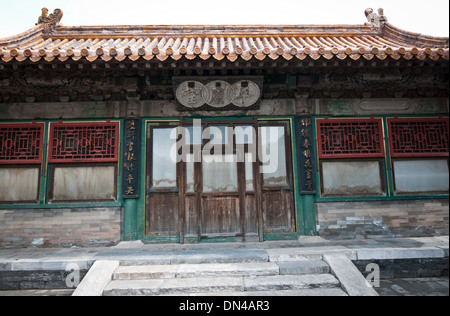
[388,118,449,158]
[0,123,45,165]
[316,118,385,159]
[48,122,120,164]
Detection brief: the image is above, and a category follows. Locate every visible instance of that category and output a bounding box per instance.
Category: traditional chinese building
[0,8,448,247]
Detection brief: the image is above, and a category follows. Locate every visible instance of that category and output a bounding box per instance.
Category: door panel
[262,189,293,229]
[201,196,240,236]
[147,193,179,234]
[244,194,259,235]
[183,195,198,237]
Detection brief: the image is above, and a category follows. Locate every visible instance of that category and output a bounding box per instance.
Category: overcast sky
[0,0,448,38]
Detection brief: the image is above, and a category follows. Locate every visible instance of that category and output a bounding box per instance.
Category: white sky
[0,0,448,39]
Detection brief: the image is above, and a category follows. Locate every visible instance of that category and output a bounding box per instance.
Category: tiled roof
[1,11,448,64]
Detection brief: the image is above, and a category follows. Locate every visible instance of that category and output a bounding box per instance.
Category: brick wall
[316,199,449,239]
[0,207,122,248]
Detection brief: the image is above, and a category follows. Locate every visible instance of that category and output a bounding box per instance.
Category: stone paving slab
[376,277,449,296]
[267,246,357,262]
[0,236,447,272]
[355,247,446,260]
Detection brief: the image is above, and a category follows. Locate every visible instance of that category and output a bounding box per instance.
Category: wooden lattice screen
[48,122,119,163]
[317,118,385,159]
[0,123,44,164]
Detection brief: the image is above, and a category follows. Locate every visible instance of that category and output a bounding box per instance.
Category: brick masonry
[316,199,449,239]
[0,207,122,248]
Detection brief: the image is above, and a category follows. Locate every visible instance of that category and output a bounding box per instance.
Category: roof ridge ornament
[36,8,63,33]
[364,8,387,30]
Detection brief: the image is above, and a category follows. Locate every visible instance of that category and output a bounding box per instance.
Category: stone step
[113,262,280,280]
[103,274,340,296]
[189,288,348,296]
[97,249,269,266]
[277,260,330,275]
[267,246,357,262]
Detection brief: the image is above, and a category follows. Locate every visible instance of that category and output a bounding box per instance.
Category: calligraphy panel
[122,119,141,198]
[296,117,316,194]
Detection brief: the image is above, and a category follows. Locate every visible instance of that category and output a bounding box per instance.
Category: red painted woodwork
[48,122,119,163]
[0,123,44,165]
[388,118,449,158]
[317,118,385,159]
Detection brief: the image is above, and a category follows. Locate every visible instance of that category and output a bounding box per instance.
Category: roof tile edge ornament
[365,8,387,30]
[36,8,63,33]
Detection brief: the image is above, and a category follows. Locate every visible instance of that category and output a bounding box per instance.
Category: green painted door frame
[122,116,318,243]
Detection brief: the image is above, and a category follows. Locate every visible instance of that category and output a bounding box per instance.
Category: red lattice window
[388,118,449,158]
[48,122,119,163]
[317,118,385,159]
[0,123,44,165]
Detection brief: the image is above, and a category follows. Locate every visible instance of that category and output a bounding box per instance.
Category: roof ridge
[0,8,448,63]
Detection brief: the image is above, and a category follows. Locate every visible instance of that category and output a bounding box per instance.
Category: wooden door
[182,122,261,241]
[146,124,180,236]
[259,122,296,232]
[145,120,296,242]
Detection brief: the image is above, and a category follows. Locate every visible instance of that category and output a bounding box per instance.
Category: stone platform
[0,236,447,296]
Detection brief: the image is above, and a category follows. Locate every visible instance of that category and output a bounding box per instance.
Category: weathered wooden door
[259,121,296,233]
[146,120,295,242]
[182,122,261,241]
[146,124,180,237]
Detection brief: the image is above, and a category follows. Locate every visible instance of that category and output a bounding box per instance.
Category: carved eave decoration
[37,7,63,34]
[0,8,448,103]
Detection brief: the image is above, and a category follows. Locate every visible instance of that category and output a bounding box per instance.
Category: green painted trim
[2,119,125,210]
[123,199,139,241]
[39,121,49,204]
[136,118,149,241]
[0,202,123,210]
[142,236,180,244]
[289,117,302,234]
[383,117,395,197]
[263,232,300,241]
[313,115,449,203]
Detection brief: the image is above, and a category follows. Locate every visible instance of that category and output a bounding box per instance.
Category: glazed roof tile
[1,11,448,64]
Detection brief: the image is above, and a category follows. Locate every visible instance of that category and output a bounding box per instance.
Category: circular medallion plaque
[231,80,261,108]
[176,81,206,108]
[203,80,234,108]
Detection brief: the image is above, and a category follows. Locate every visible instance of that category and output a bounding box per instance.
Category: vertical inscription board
[296,117,317,194]
[122,119,141,199]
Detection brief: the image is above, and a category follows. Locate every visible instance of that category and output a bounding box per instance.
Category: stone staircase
[101,249,348,296]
